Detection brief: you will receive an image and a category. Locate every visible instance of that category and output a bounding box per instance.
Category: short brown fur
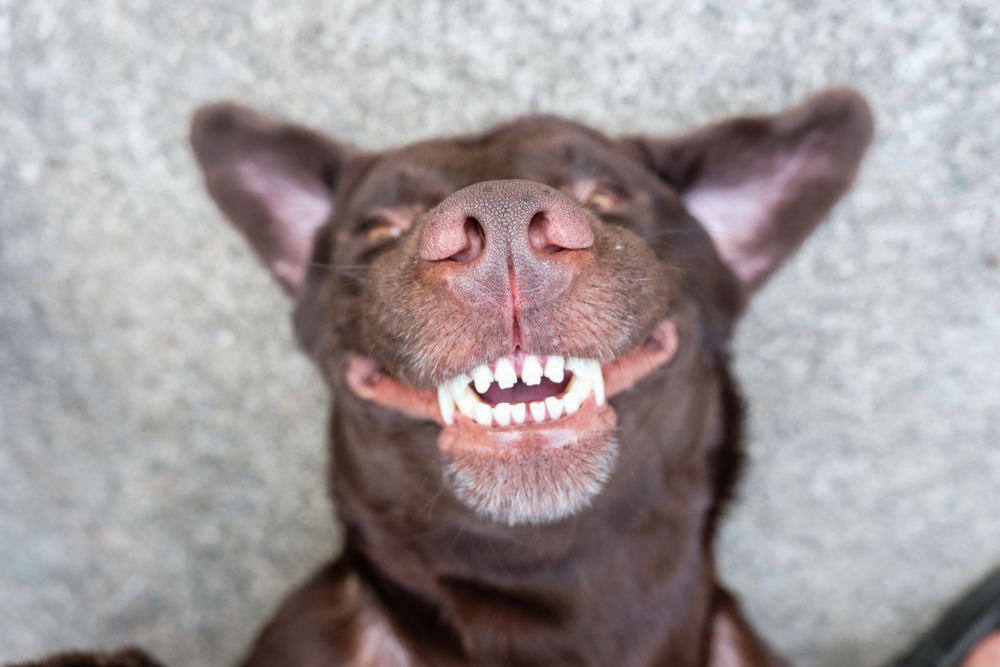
[200,90,872,667]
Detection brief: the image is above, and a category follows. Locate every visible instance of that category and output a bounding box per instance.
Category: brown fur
[193,90,871,667]
[13,90,873,667]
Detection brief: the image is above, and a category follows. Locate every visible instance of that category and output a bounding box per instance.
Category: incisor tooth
[564,390,582,415]
[492,402,511,426]
[474,402,493,426]
[437,385,455,425]
[520,356,543,386]
[544,355,565,383]
[545,396,564,420]
[511,402,526,424]
[494,358,517,389]
[529,401,546,423]
[472,365,493,394]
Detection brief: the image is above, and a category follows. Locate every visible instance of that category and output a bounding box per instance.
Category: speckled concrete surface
[1,1,998,666]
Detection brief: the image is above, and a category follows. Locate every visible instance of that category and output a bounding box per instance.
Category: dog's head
[191,91,872,529]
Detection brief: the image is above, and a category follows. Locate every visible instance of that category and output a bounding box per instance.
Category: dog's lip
[601,318,679,401]
[438,393,618,456]
[344,319,679,427]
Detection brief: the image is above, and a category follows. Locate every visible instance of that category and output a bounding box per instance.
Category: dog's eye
[582,186,621,212]
[359,217,403,243]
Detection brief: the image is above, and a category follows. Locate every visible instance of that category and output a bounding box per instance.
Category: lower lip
[437,394,617,455]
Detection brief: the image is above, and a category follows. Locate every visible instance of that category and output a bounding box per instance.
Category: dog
[21,89,872,667]
[184,89,873,667]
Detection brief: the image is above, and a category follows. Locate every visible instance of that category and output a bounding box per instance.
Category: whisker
[638,228,704,241]
[310,261,372,271]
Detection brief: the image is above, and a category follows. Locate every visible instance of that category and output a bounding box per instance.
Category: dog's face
[191,91,872,528]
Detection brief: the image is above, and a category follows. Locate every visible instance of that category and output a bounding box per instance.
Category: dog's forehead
[345,117,634,211]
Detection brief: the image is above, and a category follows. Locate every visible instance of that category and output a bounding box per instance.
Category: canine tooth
[494,358,517,389]
[566,369,592,400]
[520,356,543,386]
[564,390,582,415]
[474,402,493,426]
[437,385,455,425]
[543,355,565,383]
[472,365,493,394]
[447,374,471,402]
[493,402,511,426]
[593,362,606,407]
[455,386,480,419]
[545,396,564,420]
[449,373,471,392]
[511,402,526,424]
[529,401,547,423]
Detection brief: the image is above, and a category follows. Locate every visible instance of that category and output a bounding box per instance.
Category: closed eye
[358,217,403,243]
[355,206,419,244]
[574,179,624,213]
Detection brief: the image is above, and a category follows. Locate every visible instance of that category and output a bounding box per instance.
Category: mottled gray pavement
[1,1,999,666]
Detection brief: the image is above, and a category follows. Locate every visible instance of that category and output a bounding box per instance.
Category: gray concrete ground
[1,1,999,666]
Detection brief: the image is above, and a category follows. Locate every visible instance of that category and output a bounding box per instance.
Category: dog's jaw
[438,396,619,525]
[345,319,679,525]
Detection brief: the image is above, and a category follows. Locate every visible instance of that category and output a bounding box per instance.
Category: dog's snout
[419,179,594,263]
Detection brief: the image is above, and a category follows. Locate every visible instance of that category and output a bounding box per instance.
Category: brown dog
[186,89,873,667]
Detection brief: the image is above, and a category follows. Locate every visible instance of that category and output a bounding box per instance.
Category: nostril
[528,212,566,254]
[447,217,485,263]
[420,205,487,263]
[421,180,594,264]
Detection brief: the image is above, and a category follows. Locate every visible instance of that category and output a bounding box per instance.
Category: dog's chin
[438,398,619,525]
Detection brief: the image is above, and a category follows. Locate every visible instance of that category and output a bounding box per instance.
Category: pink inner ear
[236,160,333,290]
[683,151,822,287]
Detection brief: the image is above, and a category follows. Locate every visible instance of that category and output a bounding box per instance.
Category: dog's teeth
[455,386,480,419]
[593,362,606,407]
[493,402,511,426]
[566,365,592,399]
[543,355,565,383]
[494,358,517,390]
[472,365,493,394]
[443,358,601,427]
[437,385,455,425]
[563,389,582,415]
[474,402,493,426]
[520,356,543,386]
[444,358,601,427]
[449,373,471,395]
[544,396,564,420]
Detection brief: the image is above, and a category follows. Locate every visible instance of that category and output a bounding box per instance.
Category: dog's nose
[419,180,594,263]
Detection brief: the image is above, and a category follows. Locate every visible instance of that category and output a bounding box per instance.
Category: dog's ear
[624,88,874,291]
[190,103,357,295]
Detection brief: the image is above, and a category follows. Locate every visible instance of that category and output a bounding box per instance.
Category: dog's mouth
[436,352,604,427]
[345,319,679,438]
[345,319,678,523]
